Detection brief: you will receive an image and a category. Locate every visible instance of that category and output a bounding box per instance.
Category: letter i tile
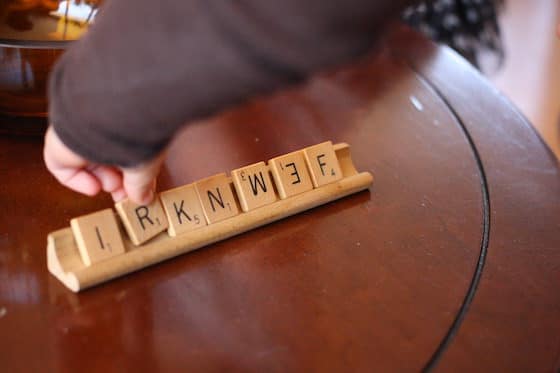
[70,208,126,266]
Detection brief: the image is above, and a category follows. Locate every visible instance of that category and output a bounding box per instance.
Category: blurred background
[405,0,560,159]
[490,0,560,158]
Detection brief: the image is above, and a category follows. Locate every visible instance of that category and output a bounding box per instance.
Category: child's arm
[45,0,413,203]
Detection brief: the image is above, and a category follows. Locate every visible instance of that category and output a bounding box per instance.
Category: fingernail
[111,189,127,202]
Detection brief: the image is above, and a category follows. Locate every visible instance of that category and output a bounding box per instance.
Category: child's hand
[43,125,164,205]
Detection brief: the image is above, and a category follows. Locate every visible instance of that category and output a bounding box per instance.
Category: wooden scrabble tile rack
[47,142,373,292]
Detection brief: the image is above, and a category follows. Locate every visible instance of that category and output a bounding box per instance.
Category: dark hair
[403,0,504,70]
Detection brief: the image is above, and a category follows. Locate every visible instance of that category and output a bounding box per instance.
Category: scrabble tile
[160,183,207,237]
[70,208,126,266]
[303,141,343,187]
[195,173,240,224]
[269,150,314,199]
[115,198,169,245]
[232,161,278,212]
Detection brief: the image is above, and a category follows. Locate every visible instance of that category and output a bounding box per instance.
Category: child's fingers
[121,152,165,205]
[111,187,127,202]
[88,165,123,193]
[44,162,101,196]
[122,167,157,205]
[44,126,100,196]
[62,169,102,196]
[44,124,166,204]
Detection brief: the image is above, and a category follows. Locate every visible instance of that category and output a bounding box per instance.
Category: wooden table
[1,25,559,372]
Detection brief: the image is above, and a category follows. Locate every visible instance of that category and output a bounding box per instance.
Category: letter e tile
[232,161,278,212]
[160,184,207,237]
[70,208,126,266]
[115,198,169,245]
[303,141,343,187]
[269,151,313,199]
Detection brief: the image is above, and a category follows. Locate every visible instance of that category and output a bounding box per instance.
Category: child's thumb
[122,154,165,205]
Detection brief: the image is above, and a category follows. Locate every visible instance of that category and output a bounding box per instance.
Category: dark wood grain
[0,25,558,372]
[389,25,560,372]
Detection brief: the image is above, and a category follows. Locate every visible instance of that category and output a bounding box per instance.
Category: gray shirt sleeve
[49,0,411,167]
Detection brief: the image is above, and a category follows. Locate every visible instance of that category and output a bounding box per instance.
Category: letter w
[248,172,267,195]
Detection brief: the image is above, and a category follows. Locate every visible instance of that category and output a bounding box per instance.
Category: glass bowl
[0,1,99,124]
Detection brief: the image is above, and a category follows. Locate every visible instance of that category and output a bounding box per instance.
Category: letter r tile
[232,161,278,212]
[269,150,314,199]
[115,198,169,245]
[160,183,207,237]
[303,141,343,187]
[70,208,126,266]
